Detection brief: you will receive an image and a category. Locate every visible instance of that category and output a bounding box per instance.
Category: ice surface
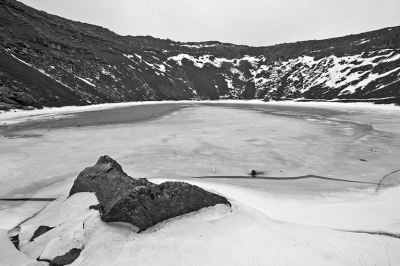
[20,193,98,228]
[17,193,98,259]
[0,230,36,266]
[152,178,400,235]
[73,188,400,266]
[1,101,400,265]
[0,100,182,123]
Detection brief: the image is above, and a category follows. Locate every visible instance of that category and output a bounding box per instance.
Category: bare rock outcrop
[50,248,82,266]
[2,0,400,109]
[69,156,230,231]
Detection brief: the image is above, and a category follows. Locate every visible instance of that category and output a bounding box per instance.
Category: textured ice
[1,101,400,265]
[0,230,36,266]
[18,193,98,259]
[72,181,400,266]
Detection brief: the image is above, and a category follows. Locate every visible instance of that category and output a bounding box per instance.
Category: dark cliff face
[1,0,400,110]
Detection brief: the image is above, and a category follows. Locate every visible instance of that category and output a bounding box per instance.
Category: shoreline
[0,102,191,135]
[1,99,399,123]
[2,99,399,136]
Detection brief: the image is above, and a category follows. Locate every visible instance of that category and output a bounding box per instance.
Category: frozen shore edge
[1,99,399,126]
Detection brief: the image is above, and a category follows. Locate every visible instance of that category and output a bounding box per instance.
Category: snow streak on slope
[2,1,399,110]
[166,49,400,100]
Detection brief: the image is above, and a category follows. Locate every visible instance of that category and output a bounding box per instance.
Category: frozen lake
[1,101,400,265]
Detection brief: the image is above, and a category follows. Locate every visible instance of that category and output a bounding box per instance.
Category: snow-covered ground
[1,101,400,265]
[4,180,399,266]
[0,100,182,125]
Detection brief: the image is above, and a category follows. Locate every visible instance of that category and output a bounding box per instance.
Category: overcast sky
[19,0,400,46]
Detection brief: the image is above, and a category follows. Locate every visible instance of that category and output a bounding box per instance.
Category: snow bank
[0,230,36,266]
[263,100,400,110]
[1,99,398,126]
[18,192,98,260]
[69,178,400,266]
[152,178,400,235]
[5,177,400,265]
[0,100,182,125]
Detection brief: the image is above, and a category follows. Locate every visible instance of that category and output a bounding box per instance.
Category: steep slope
[0,0,399,110]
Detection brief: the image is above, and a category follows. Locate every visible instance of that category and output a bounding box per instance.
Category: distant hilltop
[1,0,400,110]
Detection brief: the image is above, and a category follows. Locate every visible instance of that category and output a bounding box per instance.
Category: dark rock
[70,156,230,231]
[69,155,138,204]
[9,235,19,249]
[31,225,54,241]
[50,248,82,266]
[89,204,104,213]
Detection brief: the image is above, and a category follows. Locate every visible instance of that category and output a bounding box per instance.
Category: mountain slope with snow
[0,0,399,110]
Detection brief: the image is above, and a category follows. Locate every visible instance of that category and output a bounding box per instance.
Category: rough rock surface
[1,0,400,109]
[50,248,82,266]
[70,156,231,231]
[31,225,53,241]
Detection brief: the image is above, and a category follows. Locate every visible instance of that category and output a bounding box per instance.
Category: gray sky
[19,0,400,46]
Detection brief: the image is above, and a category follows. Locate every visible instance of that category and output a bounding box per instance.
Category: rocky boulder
[50,248,82,266]
[69,156,230,231]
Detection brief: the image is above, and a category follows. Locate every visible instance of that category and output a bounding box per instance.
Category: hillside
[0,0,400,110]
